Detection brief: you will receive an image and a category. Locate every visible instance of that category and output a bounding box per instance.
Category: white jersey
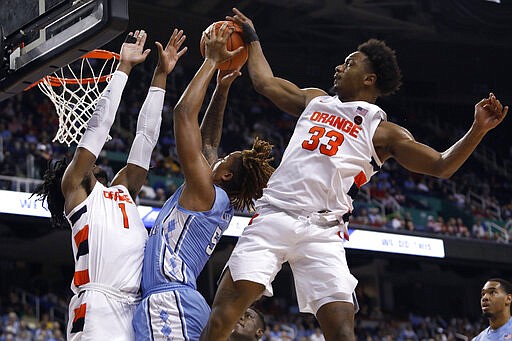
[66,182,148,295]
[257,95,386,215]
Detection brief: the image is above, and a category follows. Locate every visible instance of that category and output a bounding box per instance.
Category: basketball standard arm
[200,69,241,165]
[112,29,187,199]
[62,30,150,214]
[227,8,326,117]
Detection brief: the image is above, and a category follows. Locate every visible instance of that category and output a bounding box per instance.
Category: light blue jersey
[133,184,234,340]
[473,317,512,341]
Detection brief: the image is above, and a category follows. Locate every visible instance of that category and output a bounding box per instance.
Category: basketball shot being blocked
[200,21,248,70]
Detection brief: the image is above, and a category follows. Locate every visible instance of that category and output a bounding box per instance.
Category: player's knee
[338,322,355,340]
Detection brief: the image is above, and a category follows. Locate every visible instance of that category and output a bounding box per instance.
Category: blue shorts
[133,286,210,340]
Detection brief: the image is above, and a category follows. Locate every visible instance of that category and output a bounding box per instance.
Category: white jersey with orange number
[257,95,386,215]
[66,181,148,295]
[65,181,147,340]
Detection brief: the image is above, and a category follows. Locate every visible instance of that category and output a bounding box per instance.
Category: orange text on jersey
[310,111,362,138]
[103,190,133,204]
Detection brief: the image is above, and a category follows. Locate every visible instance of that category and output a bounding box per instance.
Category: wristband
[242,23,259,43]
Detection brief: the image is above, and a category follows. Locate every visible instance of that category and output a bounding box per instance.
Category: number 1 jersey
[257,95,387,215]
[66,182,148,296]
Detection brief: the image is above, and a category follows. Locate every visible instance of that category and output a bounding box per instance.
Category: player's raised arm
[375,92,508,179]
[174,22,242,211]
[227,8,326,117]
[61,30,150,214]
[112,29,187,199]
[200,69,241,165]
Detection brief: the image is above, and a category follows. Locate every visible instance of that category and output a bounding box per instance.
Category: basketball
[200,21,248,71]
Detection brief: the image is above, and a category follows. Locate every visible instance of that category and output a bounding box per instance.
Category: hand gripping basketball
[200,21,248,70]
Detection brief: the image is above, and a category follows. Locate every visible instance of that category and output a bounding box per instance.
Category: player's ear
[363,73,377,86]
[221,170,234,182]
[506,293,512,306]
[256,328,264,339]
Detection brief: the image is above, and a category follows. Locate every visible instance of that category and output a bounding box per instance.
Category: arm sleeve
[126,86,165,170]
[77,70,128,158]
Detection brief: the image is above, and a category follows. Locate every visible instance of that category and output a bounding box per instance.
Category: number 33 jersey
[257,95,387,214]
[141,185,234,292]
[66,182,148,295]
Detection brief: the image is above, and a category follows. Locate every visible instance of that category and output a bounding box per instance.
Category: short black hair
[357,39,402,96]
[249,307,266,331]
[487,278,512,295]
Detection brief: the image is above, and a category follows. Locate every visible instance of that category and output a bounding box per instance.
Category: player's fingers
[155,41,163,55]
[209,24,217,40]
[495,99,503,113]
[138,30,147,46]
[175,34,186,49]
[227,46,244,57]
[217,22,230,39]
[233,7,246,20]
[124,32,137,44]
[142,49,151,58]
[168,28,178,46]
[229,70,242,78]
[176,46,188,58]
[502,106,509,118]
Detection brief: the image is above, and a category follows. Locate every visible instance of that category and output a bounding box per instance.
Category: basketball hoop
[28,49,120,146]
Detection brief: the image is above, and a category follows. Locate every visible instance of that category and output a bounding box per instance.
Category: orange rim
[25,49,120,90]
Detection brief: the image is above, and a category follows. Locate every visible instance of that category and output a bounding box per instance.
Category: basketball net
[32,50,120,146]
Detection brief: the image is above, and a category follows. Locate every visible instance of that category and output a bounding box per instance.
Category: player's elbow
[431,166,455,179]
[251,77,274,96]
[173,103,187,119]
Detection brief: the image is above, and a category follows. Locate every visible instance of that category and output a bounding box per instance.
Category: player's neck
[489,313,511,330]
[337,91,377,104]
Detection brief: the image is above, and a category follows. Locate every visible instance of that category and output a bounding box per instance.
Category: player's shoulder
[470,328,487,341]
[303,88,328,104]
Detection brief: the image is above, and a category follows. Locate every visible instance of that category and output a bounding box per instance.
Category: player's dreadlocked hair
[357,39,402,96]
[31,159,70,229]
[222,137,274,212]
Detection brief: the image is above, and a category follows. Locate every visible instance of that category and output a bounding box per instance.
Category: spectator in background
[472,278,512,340]
[309,328,325,341]
[139,178,157,200]
[472,218,487,239]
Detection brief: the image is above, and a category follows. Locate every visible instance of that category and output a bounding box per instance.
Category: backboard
[0,0,128,102]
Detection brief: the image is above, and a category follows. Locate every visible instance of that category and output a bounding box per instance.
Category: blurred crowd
[0,288,487,341]
[0,61,511,244]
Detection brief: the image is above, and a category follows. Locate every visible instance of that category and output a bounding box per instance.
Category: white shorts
[67,290,137,341]
[227,205,358,314]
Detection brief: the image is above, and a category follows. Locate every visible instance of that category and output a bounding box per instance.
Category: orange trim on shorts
[73,303,87,322]
[354,171,367,188]
[74,269,90,287]
[74,225,89,246]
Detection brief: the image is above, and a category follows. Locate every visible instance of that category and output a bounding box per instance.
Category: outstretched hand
[217,69,242,88]
[203,22,244,66]
[155,29,188,75]
[474,92,508,132]
[119,30,151,69]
